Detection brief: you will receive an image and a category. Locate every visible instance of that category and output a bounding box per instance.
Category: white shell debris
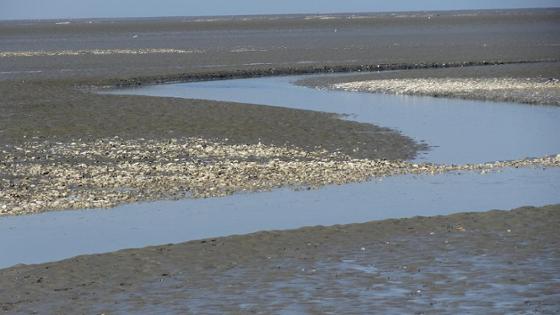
[333,78,560,105]
[334,78,560,94]
[1,137,558,216]
[0,49,205,58]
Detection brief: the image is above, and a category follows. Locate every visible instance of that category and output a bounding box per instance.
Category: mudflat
[2,9,559,215]
[2,9,559,150]
[298,62,560,105]
[1,205,559,313]
[1,9,559,313]
[2,9,559,81]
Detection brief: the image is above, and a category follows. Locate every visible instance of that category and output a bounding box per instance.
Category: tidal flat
[2,205,559,314]
[1,9,559,313]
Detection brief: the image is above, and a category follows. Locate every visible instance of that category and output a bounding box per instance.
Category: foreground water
[1,74,559,268]
[1,167,559,268]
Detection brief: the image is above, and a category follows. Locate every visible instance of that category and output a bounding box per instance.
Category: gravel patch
[298,62,560,106]
[2,137,558,216]
[332,77,560,105]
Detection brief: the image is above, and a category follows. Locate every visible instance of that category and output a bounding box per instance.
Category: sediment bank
[2,137,558,216]
[1,204,558,313]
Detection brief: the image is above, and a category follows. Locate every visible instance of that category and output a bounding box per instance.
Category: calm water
[1,74,559,268]
[107,74,560,164]
[1,168,559,268]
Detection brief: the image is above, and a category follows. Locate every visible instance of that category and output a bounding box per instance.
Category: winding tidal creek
[1,73,559,268]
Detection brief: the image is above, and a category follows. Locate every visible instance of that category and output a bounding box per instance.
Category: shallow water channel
[111,74,560,164]
[1,73,559,268]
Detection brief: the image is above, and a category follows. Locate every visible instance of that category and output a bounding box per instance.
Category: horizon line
[1,6,558,22]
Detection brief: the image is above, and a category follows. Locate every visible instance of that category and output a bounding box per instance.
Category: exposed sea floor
[1,11,560,313]
[2,73,559,268]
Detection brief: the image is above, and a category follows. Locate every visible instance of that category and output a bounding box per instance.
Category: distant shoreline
[1,7,558,23]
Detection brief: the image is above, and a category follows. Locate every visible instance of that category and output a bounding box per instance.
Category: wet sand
[1,9,559,81]
[1,205,559,313]
[2,9,559,150]
[1,9,560,313]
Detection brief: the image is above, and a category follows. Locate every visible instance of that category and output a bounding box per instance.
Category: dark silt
[1,10,559,314]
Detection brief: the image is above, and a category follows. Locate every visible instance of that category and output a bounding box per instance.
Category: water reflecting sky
[110,74,560,165]
[2,76,559,268]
